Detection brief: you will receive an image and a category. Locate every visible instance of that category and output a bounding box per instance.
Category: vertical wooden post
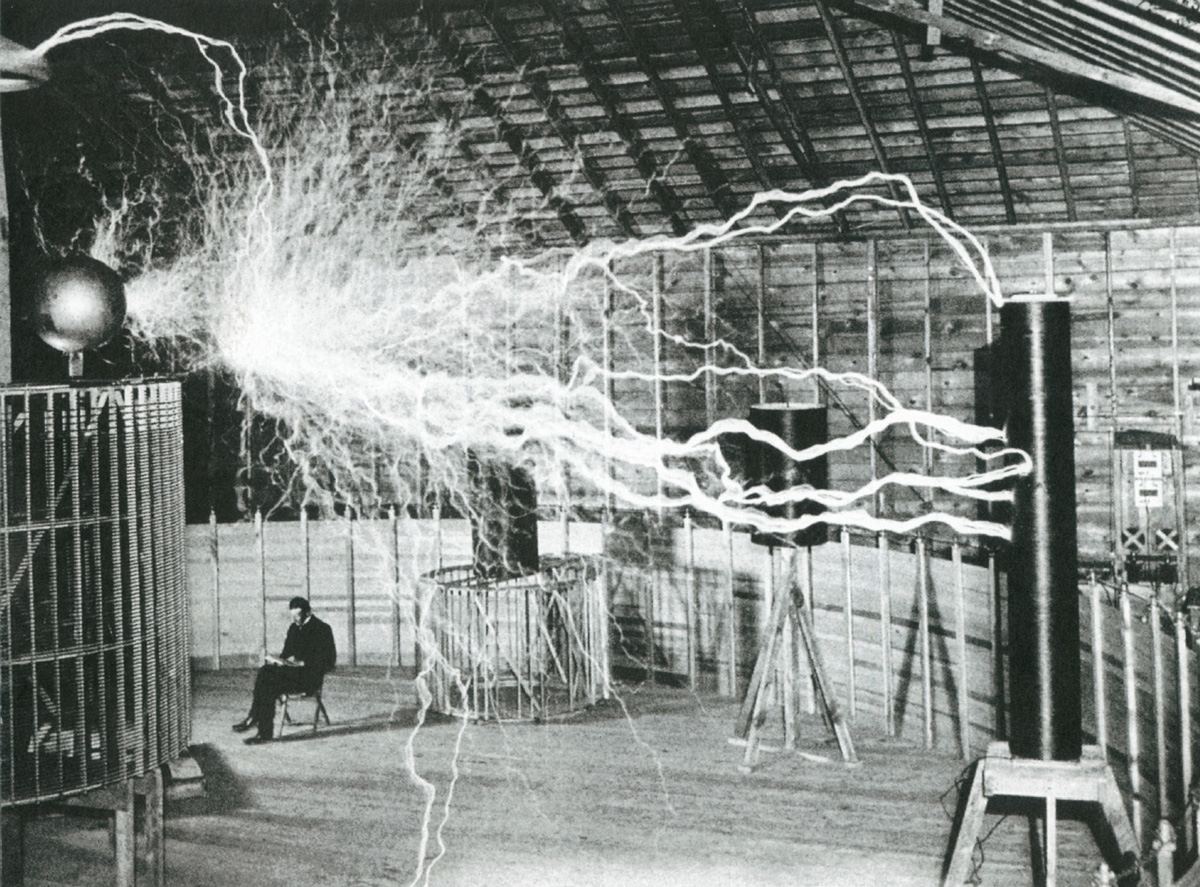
[113,782,134,887]
[723,521,737,697]
[300,508,311,602]
[953,540,970,760]
[1169,228,1191,590]
[704,248,717,426]
[878,532,894,735]
[801,544,817,715]
[645,522,656,684]
[685,512,697,692]
[256,509,267,657]
[841,528,856,718]
[209,511,221,670]
[989,549,1006,737]
[812,243,822,404]
[1121,585,1144,846]
[923,239,934,477]
[652,253,665,512]
[433,502,443,570]
[757,245,768,404]
[866,240,879,516]
[1106,232,1121,577]
[346,513,357,667]
[602,270,615,518]
[144,768,165,887]
[1151,597,1168,822]
[917,536,933,749]
[1090,573,1109,754]
[1177,614,1193,822]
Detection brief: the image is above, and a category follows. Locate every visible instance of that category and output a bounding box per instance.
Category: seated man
[233,596,336,744]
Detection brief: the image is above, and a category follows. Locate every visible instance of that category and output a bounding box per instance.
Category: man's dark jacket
[280,615,337,693]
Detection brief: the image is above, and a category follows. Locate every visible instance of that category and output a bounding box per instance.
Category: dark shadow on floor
[169,743,254,815]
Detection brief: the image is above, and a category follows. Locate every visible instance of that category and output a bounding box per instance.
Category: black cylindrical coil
[747,404,828,548]
[1001,299,1082,761]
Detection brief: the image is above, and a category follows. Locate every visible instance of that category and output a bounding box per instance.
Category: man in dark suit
[233,597,336,744]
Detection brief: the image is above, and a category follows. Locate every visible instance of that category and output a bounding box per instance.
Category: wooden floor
[20,668,1113,887]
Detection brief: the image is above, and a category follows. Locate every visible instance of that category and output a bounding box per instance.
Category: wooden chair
[276,673,331,736]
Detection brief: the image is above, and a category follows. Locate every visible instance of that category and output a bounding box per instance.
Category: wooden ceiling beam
[417,5,591,245]
[831,0,1200,116]
[601,0,742,221]
[539,0,692,237]
[1120,116,1140,218]
[713,0,851,235]
[890,31,954,221]
[814,0,912,230]
[667,0,779,192]
[969,56,1017,225]
[479,2,640,239]
[1043,86,1077,222]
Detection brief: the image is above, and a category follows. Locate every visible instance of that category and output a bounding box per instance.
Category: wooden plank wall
[601,223,1200,584]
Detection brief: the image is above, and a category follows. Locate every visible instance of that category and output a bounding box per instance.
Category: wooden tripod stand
[943,742,1140,886]
[733,549,856,771]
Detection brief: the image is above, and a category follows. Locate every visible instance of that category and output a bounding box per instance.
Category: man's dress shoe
[244,735,272,745]
[232,718,254,733]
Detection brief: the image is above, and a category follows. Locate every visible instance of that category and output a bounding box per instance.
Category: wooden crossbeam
[480,2,640,239]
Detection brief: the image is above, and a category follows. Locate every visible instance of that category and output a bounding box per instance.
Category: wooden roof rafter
[702,0,851,236]
[601,0,743,221]
[889,30,954,221]
[538,0,692,237]
[478,1,641,239]
[1043,85,1077,222]
[416,4,591,245]
[813,0,912,230]
[667,0,779,192]
[969,55,1018,225]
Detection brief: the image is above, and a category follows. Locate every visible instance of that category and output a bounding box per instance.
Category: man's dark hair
[288,597,311,614]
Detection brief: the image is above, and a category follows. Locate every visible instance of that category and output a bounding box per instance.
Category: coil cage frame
[1,380,190,806]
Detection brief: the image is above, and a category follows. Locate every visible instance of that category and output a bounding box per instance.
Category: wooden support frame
[969,56,1018,225]
[734,547,857,771]
[891,31,954,220]
[3,770,167,887]
[1043,87,1078,222]
[942,742,1139,887]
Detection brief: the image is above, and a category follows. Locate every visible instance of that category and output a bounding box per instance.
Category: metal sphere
[33,256,126,353]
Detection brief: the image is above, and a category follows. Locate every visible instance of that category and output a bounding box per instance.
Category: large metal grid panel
[1,380,189,806]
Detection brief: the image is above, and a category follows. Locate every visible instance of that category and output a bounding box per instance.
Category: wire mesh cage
[1,380,190,806]
[419,555,608,721]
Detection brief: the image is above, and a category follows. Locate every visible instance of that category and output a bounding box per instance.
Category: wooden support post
[346,514,357,668]
[1121,586,1144,846]
[652,253,665,512]
[301,508,312,601]
[685,512,697,692]
[878,532,895,735]
[704,248,716,427]
[953,541,970,760]
[1177,614,1193,832]
[866,239,879,516]
[812,243,822,404]
[841,528,856,718]
[1156,820,1176,887]
[256,509,267,658]
[917,536,934,749]
[757,245,768,404]
[209,511,221,670]
[722,521,737,697]
[1090,573,1109,754]
[1152,597,1169,823]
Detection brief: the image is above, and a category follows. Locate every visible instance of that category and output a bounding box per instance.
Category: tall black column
[1001,299,1082,760]
[747,404,827,548]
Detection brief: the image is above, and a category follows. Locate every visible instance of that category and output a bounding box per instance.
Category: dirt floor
[17,667,1114,886]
